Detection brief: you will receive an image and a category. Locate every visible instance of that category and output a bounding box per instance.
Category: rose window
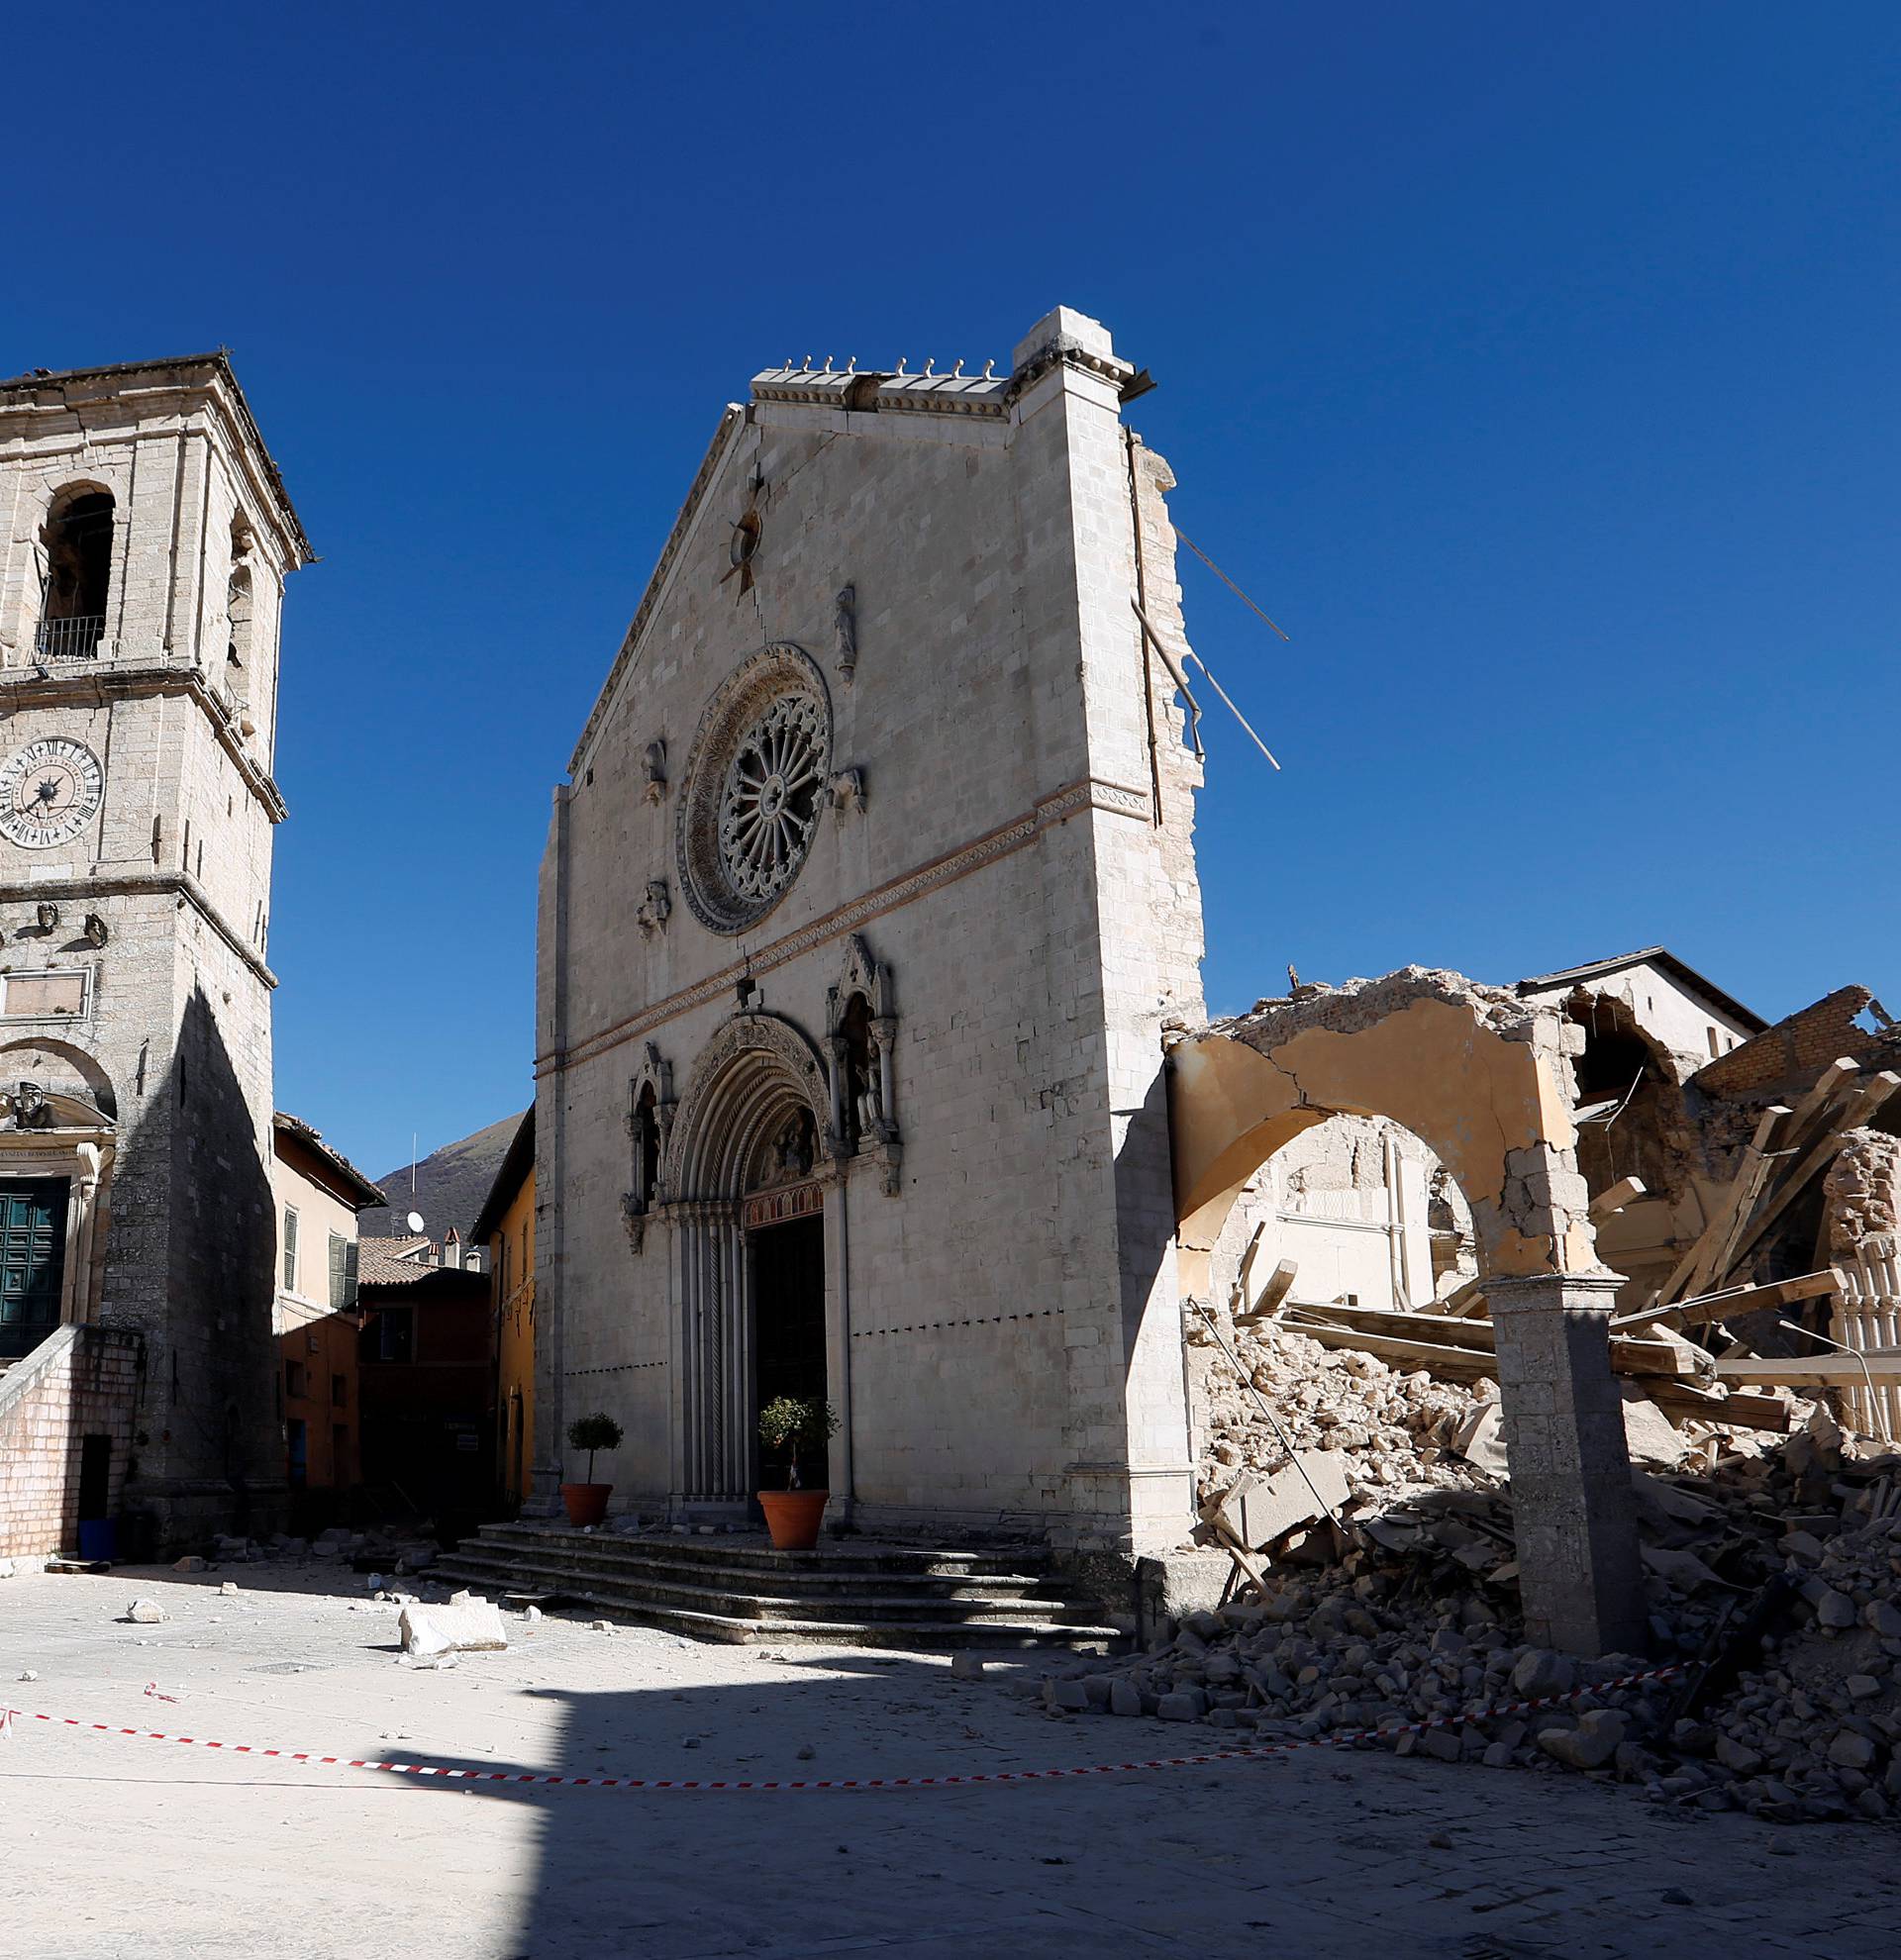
[718,694,826,904]
[676,645,833,933]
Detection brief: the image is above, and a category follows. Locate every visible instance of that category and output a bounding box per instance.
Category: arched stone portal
[659,1013,843,1519]
[1169,969,1645,1657]
[0,1040,117,1356]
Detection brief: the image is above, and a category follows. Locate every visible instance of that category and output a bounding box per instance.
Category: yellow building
[472,1110,535,1511]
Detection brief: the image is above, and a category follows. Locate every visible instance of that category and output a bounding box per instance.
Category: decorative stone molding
[834,585,856,685]
[826,933,901,1195]
[828,767,866,818]
[642,738,667,805]
[542,774,1154,1077]
[663,1010,832,1200]
[636,879,671,936]
[568,403,746,777]
[674,644,833,935]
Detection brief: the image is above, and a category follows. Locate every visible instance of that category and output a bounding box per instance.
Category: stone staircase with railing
[434,1520,1131,1653]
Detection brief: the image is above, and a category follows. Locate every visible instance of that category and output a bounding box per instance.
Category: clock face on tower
[0,736,104,849]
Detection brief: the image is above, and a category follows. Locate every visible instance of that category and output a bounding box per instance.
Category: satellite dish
[406,1211,426,1233]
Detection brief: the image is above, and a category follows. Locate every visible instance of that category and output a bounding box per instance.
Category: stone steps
[434,1522,1129,1652]
[475,1521,1047,1579]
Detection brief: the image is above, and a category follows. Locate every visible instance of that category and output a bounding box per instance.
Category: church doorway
[749,1210,828,1490]
[0,1177,67,1360]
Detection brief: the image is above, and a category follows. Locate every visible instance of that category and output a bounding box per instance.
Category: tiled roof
[273,1112,386,1210]
[1516,946,1766,1032]
[356,1238,435,1287]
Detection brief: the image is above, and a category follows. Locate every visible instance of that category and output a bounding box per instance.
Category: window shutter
[282,1208,299,1292]
[343,1237,359,1313]
[328,1232,348,1312]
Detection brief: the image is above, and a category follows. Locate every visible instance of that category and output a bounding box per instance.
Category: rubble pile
[1191,1320,1490,1505]
[1055,1406,1901,1822]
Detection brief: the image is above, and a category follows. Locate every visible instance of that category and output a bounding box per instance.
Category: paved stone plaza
[1,1566,1895,1958]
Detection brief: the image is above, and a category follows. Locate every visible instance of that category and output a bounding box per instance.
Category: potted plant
[755,1396,839,1550]
[562,1413,624,1527]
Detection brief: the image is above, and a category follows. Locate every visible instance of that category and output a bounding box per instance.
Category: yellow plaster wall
[1169,994,1590,1285]
[485,1170,536,1506]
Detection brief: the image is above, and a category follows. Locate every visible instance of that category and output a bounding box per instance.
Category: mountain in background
[359,1111,527,1240]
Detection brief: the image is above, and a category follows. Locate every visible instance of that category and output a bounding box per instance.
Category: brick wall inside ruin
[0,1324,143,1558]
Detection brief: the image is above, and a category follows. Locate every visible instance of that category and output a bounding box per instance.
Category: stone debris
[398,1597,508,1656]
[171,1555,205,1574]
[1063,1403,1901,1823]
[1189,1318,1493,1511]
[123,1600,167,1624]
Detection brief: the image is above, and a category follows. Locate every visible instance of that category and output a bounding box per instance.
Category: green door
[0,1178,68,1359]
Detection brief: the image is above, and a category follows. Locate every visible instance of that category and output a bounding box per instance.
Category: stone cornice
[0,869,278,989]
[567,404,749,777]
[0,352,311,567]
[0,663,288,822]
[538,775,1151,1076]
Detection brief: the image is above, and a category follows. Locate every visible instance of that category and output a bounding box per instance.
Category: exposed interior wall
[1206,1114,1475,1322]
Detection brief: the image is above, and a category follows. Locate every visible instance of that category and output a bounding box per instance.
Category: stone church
[0,355,307,1553]
[535,308,1210,1552]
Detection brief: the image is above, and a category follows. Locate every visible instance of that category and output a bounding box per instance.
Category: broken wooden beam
[1726,1072,1901,1274]
[1643,1380,1793,1432]
[1590,1175,1648,1221]
[1716,1351,1901,1389]
[1611,1268,1845,1333]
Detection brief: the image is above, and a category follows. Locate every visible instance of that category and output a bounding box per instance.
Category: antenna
[406,1210,426,1234]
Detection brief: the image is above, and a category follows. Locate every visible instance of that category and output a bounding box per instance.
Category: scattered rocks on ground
[1051,1398,1901,1824]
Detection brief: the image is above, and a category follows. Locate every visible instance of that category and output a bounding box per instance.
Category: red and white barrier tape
[0,1664,1681,1794]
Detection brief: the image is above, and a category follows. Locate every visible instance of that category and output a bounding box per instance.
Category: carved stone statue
[5,1082,52,1130]
[835,585,857,684]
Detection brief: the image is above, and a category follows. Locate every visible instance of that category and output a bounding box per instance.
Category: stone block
[399,1599,507,1656]
[1203,1450,1349,1551]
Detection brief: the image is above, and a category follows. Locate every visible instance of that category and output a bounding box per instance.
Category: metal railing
[34,615,105,660]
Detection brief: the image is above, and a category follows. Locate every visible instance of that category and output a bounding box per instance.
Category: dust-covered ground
[1,1563,1896,1959]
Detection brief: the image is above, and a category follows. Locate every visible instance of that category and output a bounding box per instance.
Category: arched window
[225,515,255,705]
[39,486,114,659]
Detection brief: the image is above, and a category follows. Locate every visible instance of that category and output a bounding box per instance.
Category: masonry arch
[660,1013,842,1515]
[0,1039,117,1355]
[39,482,116,658]
[1169,971,1646,1656]
[1170,976,1599,1293]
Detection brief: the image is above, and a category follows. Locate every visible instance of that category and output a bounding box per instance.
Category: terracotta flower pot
[561,1482,612,1527]
[758,1488,829,1550]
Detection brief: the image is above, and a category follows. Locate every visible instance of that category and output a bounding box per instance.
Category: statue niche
[825,934,901,1196]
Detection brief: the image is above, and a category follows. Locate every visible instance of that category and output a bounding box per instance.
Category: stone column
[1487,1271,1646,1657]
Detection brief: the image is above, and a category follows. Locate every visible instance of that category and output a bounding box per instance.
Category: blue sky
[9,4,1898,1177]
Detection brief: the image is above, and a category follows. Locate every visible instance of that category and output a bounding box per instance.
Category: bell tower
[0,354,311,1547]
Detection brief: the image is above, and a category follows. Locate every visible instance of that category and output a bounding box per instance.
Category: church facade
[536,308,1209,1553]
[0,355,306,1552]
